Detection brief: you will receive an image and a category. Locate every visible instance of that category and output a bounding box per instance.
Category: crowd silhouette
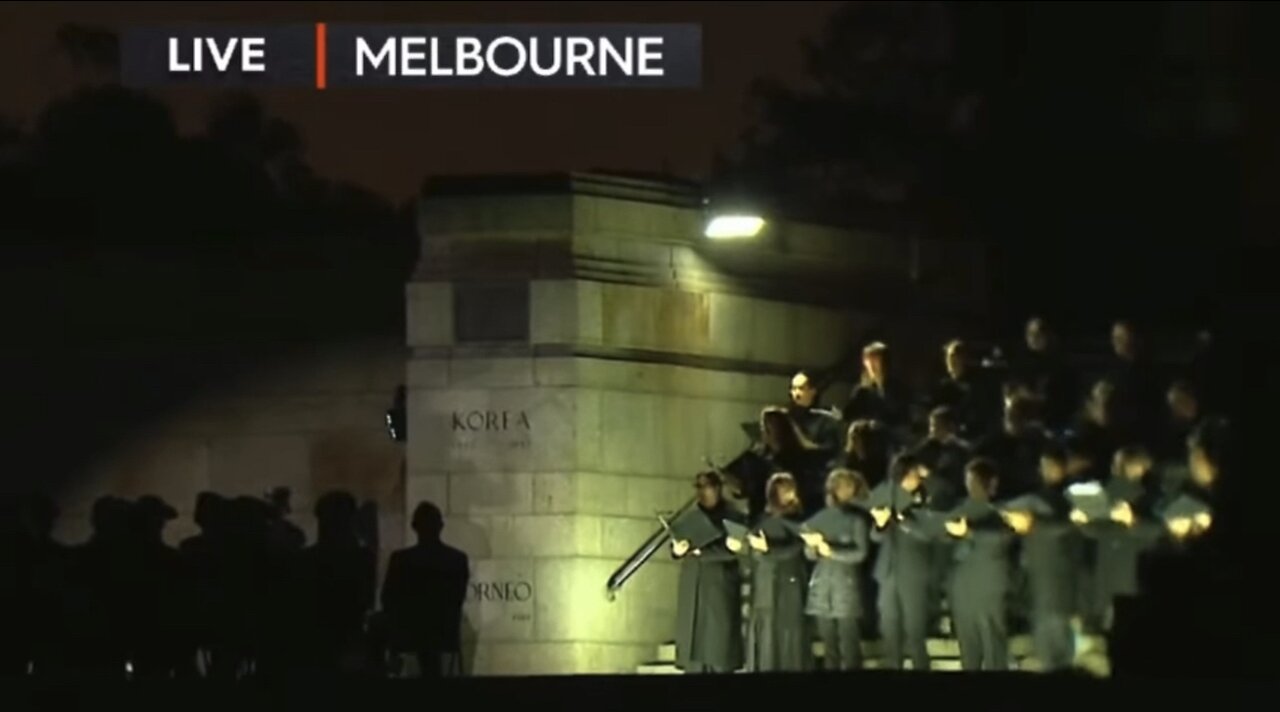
[0,488,469,680]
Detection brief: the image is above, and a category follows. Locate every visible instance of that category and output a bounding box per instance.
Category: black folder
[998,493,1057,517]
[803,507,859,541]
[662,507,724,550]
[1161,494,1212,522]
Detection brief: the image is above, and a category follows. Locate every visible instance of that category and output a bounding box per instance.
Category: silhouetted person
[129,496,186,679]
[0,495,30,676]
[928,340,998,440]
[179,492,236,679]
[263,487,305,553]
[786,370,843,456]
[974,396,1050,499]
[16,494,70,678]
[298,491,376,675]
[1105,320,1163,445]
[1010,317,1078,432]
[1069,381,1120,479]
[381,501,470,678]
[841,419,892,488]
[257,487,307,678]
[757,407,830,517]
[844,342,913,444]
[1155,380,1203,494]
[910,406,972,492]
[69,496,135,679]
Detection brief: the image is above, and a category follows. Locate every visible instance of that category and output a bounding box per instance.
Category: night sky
[0,1,840,200]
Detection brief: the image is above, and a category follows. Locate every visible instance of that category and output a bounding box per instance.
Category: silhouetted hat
[136,495,177,522]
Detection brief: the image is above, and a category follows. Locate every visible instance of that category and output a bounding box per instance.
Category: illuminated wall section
[406,174,987,675]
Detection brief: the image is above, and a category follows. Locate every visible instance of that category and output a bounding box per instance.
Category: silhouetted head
[789,371,818,409]
[693,471,723,509]
[1167,381,1200,425]
[315,491,358,540]
[1002,379,1036,414]
[1085,380,1115,427]
[861,342,888,386]
[844,419,882,459]
[826,468,868,507]
[928,406,958,441]
[135,495,177,537]
[1064,436,1096,480]
[20,494,59,540]
[1040,442,1069,487]
[943,340,967,380]
[91,496,133,540]
[1003,396,1036,435]
[1112,445,1154,483]
[1112,320,1139,361]
[765,472,801,517]
[1026,317,1052,353]
[265,486,293,516]
[891,452,929,493]
[193,491,228,533]
[965,458,1000,501]
[1188,417,1229,490]
[411,501,445,542]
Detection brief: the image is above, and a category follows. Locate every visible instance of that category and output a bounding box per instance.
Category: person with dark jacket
[869,453,956,671]
[1007,445,1087,671]
[974,396,1051,500]
[945,458,1016,671]
[787,370,844,457]
[802,469,871,671]
[1010,317,1079,433]
[298,491,377,675]
[1075,446,1164,633]
[928,340,1000,441]
[381,501,469,678]
[844,342,914,445]
[911,406,972,493]
[669,472,744,674]
[737,472,811,672]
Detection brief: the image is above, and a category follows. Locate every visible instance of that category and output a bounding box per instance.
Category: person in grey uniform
[870,453,951,671]
[945,457,1016,671]
[736,472,812,672]
[802,469,871,671]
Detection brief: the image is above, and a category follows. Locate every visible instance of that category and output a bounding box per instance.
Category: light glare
[704,215,765,239]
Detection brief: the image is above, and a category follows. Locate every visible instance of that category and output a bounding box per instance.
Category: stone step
[635,658,1001,674]
[653,635,1067,664]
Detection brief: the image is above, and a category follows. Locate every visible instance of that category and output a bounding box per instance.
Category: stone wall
[408,173,988,675]
[52,339,408,574]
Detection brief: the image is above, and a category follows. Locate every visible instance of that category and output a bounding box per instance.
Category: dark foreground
[2,670,1269,712]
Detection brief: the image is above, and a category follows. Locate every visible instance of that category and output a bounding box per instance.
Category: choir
[665,317,1226,673]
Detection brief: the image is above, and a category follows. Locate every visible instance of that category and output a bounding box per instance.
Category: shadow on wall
[7,339,409,557]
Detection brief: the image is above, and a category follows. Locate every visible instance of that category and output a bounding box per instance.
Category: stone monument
[403,173,986,675]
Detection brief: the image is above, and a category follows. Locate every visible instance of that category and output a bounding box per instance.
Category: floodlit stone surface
[407,175,986,675]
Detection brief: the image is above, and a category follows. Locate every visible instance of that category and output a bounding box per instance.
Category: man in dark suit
[381,501,470,677]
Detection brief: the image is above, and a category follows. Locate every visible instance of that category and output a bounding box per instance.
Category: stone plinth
[407,173,987,675]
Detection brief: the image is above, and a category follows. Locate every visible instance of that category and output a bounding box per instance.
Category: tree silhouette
[718,1,1247,332]
[55,23,120,77]
[0,28,417,492]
